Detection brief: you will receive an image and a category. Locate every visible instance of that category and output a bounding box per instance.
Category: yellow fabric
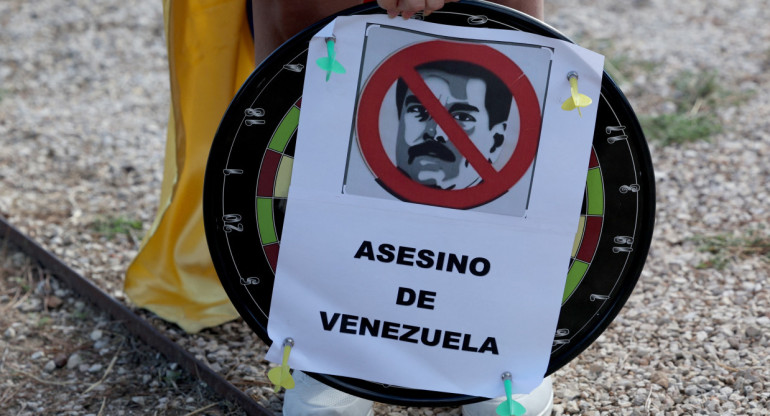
[125,0,255,333]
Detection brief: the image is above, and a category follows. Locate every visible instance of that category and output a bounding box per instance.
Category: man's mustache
[407,141,456,164]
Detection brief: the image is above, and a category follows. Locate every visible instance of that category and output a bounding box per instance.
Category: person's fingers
[422,0,445,16]
[400,10,416,20]
[379,0,458,19]
[393,0,424,20]
[377,0,400,18]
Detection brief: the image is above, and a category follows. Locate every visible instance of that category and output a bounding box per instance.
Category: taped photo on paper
[344,25,553,216]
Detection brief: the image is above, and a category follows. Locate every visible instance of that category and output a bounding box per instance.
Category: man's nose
[422,120,446,143]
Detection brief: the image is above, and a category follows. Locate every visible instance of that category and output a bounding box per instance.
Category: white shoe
[283,371,374,416]
[462,377,553,416]
[283,371,552,416]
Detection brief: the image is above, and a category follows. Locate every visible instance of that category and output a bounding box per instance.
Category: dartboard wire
[553,159,603,353]
[257,98,302,274]
[599,90,642,294]
[434,10,517,30]
[562,151,603,304]
[551,91,644,354]
[564,218,601,302]
[221,50,310,322]
[553,115,612,353]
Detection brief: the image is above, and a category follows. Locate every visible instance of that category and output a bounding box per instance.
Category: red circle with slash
[356,40,542,209]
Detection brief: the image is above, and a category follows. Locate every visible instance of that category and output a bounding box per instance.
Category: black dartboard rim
[203,0,655,406]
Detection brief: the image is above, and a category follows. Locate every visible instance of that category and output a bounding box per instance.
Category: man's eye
[453,112,476,123]
[407,105,429,121]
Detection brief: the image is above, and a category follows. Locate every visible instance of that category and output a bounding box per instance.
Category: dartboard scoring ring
[203,2,655,407]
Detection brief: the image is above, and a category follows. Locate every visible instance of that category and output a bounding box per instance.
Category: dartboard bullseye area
[203,1,655,406]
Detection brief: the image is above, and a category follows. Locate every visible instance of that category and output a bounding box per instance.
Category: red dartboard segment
[576,215,603,263]
[257,150,281,197]
[589,148,599,168]
[356,40,542,209]
[264,243,280,273]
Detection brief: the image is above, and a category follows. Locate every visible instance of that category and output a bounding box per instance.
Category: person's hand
[377,0,460,19]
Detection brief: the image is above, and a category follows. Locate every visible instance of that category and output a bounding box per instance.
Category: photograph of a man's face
[343,25,552,217]
[394,61,511,190]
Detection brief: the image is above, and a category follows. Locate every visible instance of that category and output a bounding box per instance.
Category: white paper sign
[266,15,604,398]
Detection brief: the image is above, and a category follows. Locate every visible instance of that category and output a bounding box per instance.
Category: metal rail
[0,216,273,416]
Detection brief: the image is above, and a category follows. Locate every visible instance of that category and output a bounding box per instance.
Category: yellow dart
[561,71,593,116]
[267,338,296,392]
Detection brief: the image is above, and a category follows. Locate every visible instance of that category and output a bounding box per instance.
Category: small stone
[131,397,146,405]
[4,327,16,339]
[745,326,761,338]
[88,364,103,373]
[45,295,63,309]
[66,353,83,369]
[89,329,103,341]
[559,388,580,400]
[54,353,69,368]
[43,360,57,373]
[633,389,648,405]
[651,372,670,389]
[18,297,42,312]
[30,351,45,360]
[684,385,700,396]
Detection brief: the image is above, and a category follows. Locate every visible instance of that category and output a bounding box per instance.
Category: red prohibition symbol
[356,40,542,209]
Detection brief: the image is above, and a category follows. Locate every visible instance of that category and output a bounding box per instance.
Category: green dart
[316,38,346,81]
[495,372,527,416]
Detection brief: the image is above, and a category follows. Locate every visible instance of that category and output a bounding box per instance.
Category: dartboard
[203,1,655,406]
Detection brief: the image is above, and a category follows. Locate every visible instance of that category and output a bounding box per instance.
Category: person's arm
[377,0,543,20]
[252,0,544,63]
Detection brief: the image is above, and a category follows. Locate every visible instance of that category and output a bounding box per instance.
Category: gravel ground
[0,241,243,415]
[1,0,769,415]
